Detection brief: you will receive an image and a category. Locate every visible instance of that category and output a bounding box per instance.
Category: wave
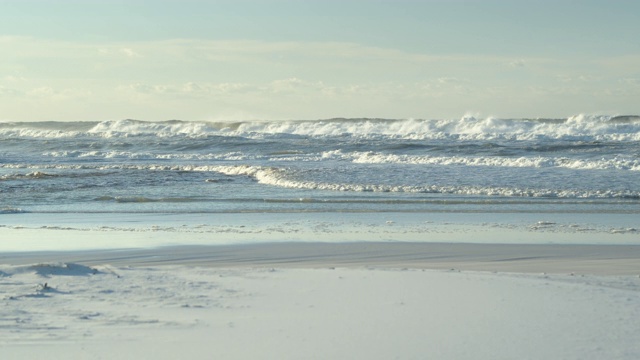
[42,150,255,161]
[208,165,640,199]
[2,114,640,140]
[0,121,96,138]
[34,149,640,172]
[0,171,61,181]
[2,162,638,199]
[329,151,640,171]
[0,207,27,214]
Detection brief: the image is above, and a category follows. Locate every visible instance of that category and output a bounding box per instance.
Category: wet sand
[4,242,640,275]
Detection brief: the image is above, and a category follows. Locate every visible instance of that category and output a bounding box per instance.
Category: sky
[1,0,639,121]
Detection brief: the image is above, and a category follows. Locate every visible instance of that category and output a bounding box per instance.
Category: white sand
[2,243,640,359]
[2,211,639,359]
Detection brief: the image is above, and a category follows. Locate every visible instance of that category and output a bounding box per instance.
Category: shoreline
[4,242,640,275]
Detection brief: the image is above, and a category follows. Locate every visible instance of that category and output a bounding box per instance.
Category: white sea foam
[35,148,640,172]
[0,171,60,180]
[204,115,640,141]
[0,207,26,214]
[42,150,253,161]
[86,119,218,138]
[2,162,638,198]
[208,165,640,199]
[331,150,640,171]
[2,114,639,141]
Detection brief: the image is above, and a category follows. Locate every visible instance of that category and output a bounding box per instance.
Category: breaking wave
[0,207,26,214]
[32,149,640,172]
[5,163,637,199]
[208,165,640,199]
[2,114,639,141]
[331,151,640,171]
[0,171,61,181]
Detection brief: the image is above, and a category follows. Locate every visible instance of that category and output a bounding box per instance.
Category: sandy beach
[2,240,640,360]
[4,242,640,275]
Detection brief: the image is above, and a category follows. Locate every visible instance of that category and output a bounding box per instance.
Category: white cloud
[27,86,55,97]
[1,36,639,121]
[556,74,600,83]
[0,85,21,96]
[437,77,468,85]
[121,78,339,99]
[119,48,141,58]
[25,86,91,101]
[269,78,330,94]
[509,59,526,67]
[3,75,28,82]
[620,78,640,86]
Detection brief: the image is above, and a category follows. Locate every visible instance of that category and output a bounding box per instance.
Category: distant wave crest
[34,149,640,172]
[332,151,640,171]
[2,114,640,141]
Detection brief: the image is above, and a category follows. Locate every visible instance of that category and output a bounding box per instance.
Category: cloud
[577,75,599,82]
[1,36,536,71]
[3,75,28,82]
[0,85,22,96]
[25,86,92,100]
[2,36,637,121]
[121,78,339,99]
[117,77,481,106]
[27,86,55,96]
[556,75,573,83]
[556,74,600,83]
[620,78,640,86]
[437,77,468,85]
[121,80,249,98]
[269,78,330,94]
[96,47,142,58]
[598,55,640,69]
[509,59,525,67]
[119,48,141,58]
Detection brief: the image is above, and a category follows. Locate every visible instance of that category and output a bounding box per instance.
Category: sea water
[1,115,639,246]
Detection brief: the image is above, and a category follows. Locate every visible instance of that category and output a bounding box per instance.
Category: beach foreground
[2,242,640,360]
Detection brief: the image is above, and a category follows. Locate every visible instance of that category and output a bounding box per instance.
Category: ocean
[1,114,639,247]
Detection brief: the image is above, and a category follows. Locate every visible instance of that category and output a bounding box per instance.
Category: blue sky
[1,0,639,121]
